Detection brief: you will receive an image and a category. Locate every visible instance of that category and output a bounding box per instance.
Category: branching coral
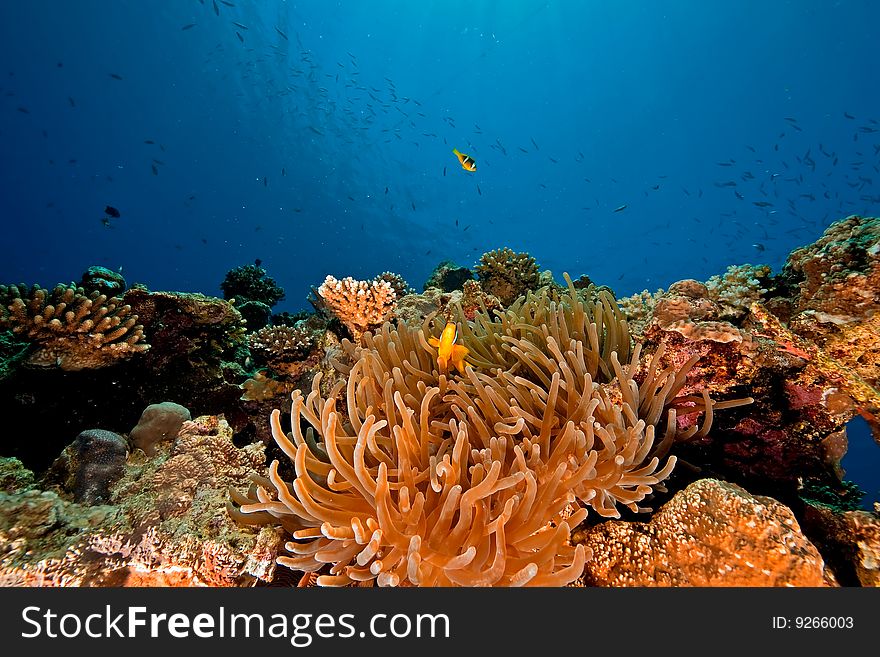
[0,283,149,370]
[249,325,315,366]
[229,277,748,586]
[317,275,397,341]
[705,264,772,322]
[374,271,413,298]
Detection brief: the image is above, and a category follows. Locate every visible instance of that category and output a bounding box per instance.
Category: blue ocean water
[1,1,878,504]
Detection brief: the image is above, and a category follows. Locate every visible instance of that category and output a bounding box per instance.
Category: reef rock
[781,215,880,436]
[423,260,473,292]
[801,501,880,587]
[0,415,281,586]
[575,479,832,586]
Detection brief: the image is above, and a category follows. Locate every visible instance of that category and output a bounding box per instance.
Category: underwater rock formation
[0,416,281,586]
[613,216,880,504]
[780,215,880,438]
[575,478,832,586]
[423,260,474,292]
[125,287,247,370]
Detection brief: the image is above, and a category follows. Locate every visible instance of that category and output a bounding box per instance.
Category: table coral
[575,478,832,586]
[0,283,149,370]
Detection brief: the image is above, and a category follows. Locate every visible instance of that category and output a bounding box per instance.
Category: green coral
[800,478,866,512]
[220,262,285,331]
[0,330,29,381]
[474,247,541,306]
[0,457,35,494]
[220,262,285,308]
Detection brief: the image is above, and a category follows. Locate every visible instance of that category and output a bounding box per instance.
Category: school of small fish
[4,1,879,267]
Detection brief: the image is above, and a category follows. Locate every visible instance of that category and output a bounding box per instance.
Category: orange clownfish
[429,322,470,374]
[452,148,476,172]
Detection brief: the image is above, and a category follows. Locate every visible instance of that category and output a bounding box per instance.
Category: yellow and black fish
[452,148,476,172]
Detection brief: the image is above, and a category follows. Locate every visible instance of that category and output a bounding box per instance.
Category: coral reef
[0,416,281,586]
[617,287,664,338]
[79,266,126,297]
[0,283,150,370]
[247,314,326,379]
[575,478,832,586]
[801,501,880,586]
[374,271,413,298]
[2,215,879,589]
[43,429,128,505]
[393,288,444,327]
[124,287,247,369]
[249,324,313,359]
[423,260,474,292]
[393,280,502,328]
[780,215,880,427]
[0,330,29,381]
[228,278,746,586]
[457,279,503,320]
[705,264,773,322]
[129,402,192,456]
[474,247,541,306]
[608,215,880,514]
[220,261,285,331]
[0,457,35,493]
[316,274,398,341]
